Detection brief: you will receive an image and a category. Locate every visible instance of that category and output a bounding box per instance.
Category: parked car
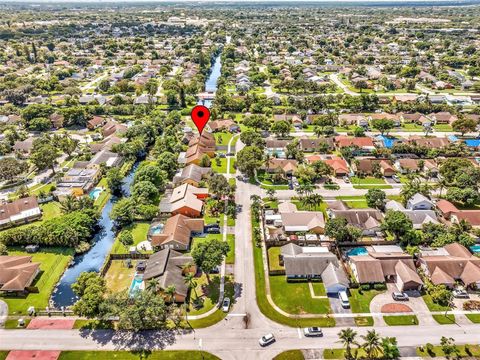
[219,153,226,158]
[210,266,220,274]
[338,290,350,308]
[222,297,231,312]
[226,152,234,156]
[453,289,469,299]
[303,327,323,337]
[205,227,221,234]
[343,176,350,183]
[392,292,409,301]
[259,333,276,347]
[392,175,401,183]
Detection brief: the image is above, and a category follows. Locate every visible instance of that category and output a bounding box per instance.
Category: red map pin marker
[191,105,210,135]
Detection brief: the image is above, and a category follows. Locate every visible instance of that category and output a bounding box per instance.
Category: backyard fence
[100,253,151,277]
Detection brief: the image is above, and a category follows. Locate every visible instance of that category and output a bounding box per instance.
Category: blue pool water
[129,275,143,297]
[347,247,368,256]
[377,135,396,149]
[151,224,164,234]
[89,188,102,200]
[465,139,480,147]
[448,135,459,142]
[470,244,480,253]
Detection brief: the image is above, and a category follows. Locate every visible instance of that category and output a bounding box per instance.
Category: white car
[259,333,276,347]
[453,289,469,299]
[343,176,350,183]
[392,175,401,183]
[222,297,231,312]
[303,327,323,337]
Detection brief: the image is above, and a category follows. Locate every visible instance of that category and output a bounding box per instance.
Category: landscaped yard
[383,315,418,325]
[273,350,304,360]
[226,234,235,264]
[354,316,374,326]
[432,314,456,324]
[323,348,379,359]
[422,294,451,311]
[466,314,480,323]
[110,222,151,254]
[1,247,73,315]
[188,274,222,316]
[0,201,62,235]
[349,288,384,313]
[267,246,284,271]
[351,177,392,189]
[58,351,220,360]
[214,132,233,146]
[104,260,136,293]
[291,200,328,214]
[269,276,331,314]
[416,344,480,358]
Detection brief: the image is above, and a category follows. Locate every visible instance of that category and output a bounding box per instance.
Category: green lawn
[291,200,328,214]
[1,247,73,315]
[73,319,115,330]
[349,289,384,313]
[0,202,62,235]
[226,234,235,264]
[94,177,111,209]
[354,316,374,326]
[268,247,284,271]
[401,123,424,132]
[466,314,480,323]
[214,132,233,146]
[323,348,379,359]
[0,352,8,360]
[58,351,220,360]
[351,177,392,189]
[422,294,451,311]
[273,350,304,360]
[110,222,151,254]
[417,344,480,358]
[4,318,31,329]
[383,315,418,326]
[269,276,331,315]
[212,157,234,174]
[344,200,369,208]
[432,314,456,324]
[311,282,326,296]
[434,124,452,132]
[252,213,335,327]
[104,260,136,293]
[187,308,227,328]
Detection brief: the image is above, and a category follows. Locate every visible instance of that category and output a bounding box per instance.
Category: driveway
[369,283,436,325]
[328,294,354,326]
[0,300,7,328]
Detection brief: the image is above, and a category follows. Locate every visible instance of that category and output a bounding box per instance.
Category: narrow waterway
[51,164,137,308]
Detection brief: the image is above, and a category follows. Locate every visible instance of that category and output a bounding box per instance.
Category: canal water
[51,164,137,308]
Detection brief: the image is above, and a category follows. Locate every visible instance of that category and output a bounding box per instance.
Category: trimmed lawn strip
[226,234,235,264]
[349,289,383,313]
[273,350,304,360]
[1,247,74,315]
[354,316,374,326]
[351,177,392,189]
[422,295,451,311]
[4,318,31,329]
[187,308,226,328]
[383,315,418,326]
[104,260,136,293]
[267,247,284,271]
[58,351,220,360]
[73,320,115,330]
[323,348,380,359]
[212,157,228,173]
[417,344,480,357]
[269,276,331,315]
[432,313,456,324]
[0,352,8,360]
[466,314,480,323]
[252,214,335,327]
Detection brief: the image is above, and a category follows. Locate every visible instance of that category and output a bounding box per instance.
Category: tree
[361,330,382,359]
[110,198,135,227]
[243,114,269,130]
[0,242,7,255]
[311,160,333,181]
[381,337,400,359]
[271,120,291,137]
[118,231,134,250]
[236,146,264,178]
[452,117,477,136]
[382,210,413,241]
[106,167,123,195]
[156,152,178,179]
[302,194,323,210]
[146,278,159,293]
[337,328,359,360]
[240,130,265,148]
[72,272,106,318]
[325,218,362,243]
[164,285,176,303]
[372,118,395,135]
[184,272,198,299]
[60,195,78,214]
[199,154,211,167]
[132,181,159,204]
[440,336,460,359]
[0,158,28,182]
[134,165,167,189]
[266,188,276,201]
[30,143,59,174]
[207,174,231,198]
[366,188,386,209]
[191,239,229,283]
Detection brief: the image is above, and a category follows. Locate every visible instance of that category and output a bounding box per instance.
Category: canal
[51,164,137,308]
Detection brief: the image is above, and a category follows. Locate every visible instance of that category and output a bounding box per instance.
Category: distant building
[0,197,42,230]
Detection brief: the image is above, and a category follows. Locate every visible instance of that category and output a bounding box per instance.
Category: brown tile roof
[0,256,40,291]
[0,197,40,222]
[435,199,459,218]
[150,214,204,248]
[334,136,375,149]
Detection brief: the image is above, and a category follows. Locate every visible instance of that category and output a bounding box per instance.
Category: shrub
[374,283,387,291]
[360,284,371,291]
[463,300,480,311]
[426,343,435,356]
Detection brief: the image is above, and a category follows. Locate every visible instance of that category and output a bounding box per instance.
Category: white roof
[301,246,329,254]
[371,245,404,253]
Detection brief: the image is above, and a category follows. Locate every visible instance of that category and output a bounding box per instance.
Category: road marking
[297,328,302,339]
[227,313,247,317]
[198,338,202,349]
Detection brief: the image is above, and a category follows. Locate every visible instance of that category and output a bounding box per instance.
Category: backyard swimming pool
[129,275,143,297]
[89,187,103,200]
[470,244,480,254]
[377,135,396,149]
[465,139,480,148]
[150,224,164,234]
[346,247,368,256]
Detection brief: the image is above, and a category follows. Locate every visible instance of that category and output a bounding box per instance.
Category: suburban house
[352,158,396,177]
[207,119,239,133]
[394,159,438,176]
[54,163,102,198]
[405,137,450,149]
[436,199,480,228]
[280,243,348,294]
[399,113,431,125]
[87,116,106,130]
[305,155,350,177]
[298,138,334,152]
[406,193,434,210]
[419,243,480,288]
[0,256,41,293]
[142,248,195,302]
[102,120,128,138]
[0,197,42,230]
[149,214,204,251]
[385,200,439,229]
[349,245,423,291]
[89,149,124,168]
[264,159,298,175]
[159,184,208,217]
[338,113,366,126]
[185,131,216,166]
[280,208,326,234]
[329,208,384,236]
[13,137,36,155]
[173,164,211,187]
[334,136,375,153]
[428,112,458,125]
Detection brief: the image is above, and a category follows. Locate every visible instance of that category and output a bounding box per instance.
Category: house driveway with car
[369,284,436,325]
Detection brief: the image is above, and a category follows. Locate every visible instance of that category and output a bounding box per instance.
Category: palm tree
[303,193,323,210]
[184,272,198,299]
[146,278,159,293]
[266,188,276,201]
[361,330,382,359]
[59,194,78,214]
[337,328,359,360]
[164,285,176,303]
[313,125,323,138]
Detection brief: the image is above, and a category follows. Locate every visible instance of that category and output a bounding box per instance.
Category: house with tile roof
[149,214,204,251]
[0,256,41,293]
[0,197,42,230]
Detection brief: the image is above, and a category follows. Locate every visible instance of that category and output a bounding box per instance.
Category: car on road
[222,297,231,312]
[392,175,401,183]
[392,292,409,301]
[343,176,350,183]
[259,333,275,347]
[453,289,469,299]
[303,327,323,337]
